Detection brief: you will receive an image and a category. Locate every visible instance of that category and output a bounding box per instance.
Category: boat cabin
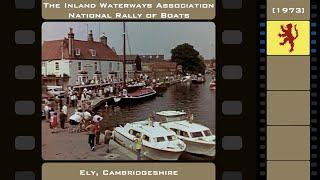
[156,111,215,140]
[126,121,178,143]
[166,120,214,140]
[155,111,188,122]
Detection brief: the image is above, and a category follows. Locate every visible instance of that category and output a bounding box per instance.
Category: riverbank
[42,75,215,160]
[42,120,140,160]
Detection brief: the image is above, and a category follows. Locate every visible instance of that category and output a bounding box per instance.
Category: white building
[42,28,124,86]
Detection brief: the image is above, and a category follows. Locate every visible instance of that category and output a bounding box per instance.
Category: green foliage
[171,43,205,74]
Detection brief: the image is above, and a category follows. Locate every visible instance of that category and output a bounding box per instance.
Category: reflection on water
[100,76,216,134]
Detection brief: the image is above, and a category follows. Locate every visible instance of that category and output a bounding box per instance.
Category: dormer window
[75,48,81,56]
[89,49,96,57]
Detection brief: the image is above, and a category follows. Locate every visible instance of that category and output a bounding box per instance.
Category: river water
[100,76,215,132]
[99,75,215,160]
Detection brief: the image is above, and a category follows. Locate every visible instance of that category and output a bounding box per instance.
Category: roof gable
[42,39,119,61]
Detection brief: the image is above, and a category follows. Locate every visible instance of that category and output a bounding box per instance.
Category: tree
[171,43,205,74]
[135,55,142,71]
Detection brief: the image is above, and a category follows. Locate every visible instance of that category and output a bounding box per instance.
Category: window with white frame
[78,62,81,71]
[109,62,112,72]
[75,48,81,56]
[94,62,98,71]
[55,62,59,70]
[117,62,120,71]
[90,49,96,56]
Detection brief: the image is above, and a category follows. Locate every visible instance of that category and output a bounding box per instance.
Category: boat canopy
[155,111,188,122]
[164,120,212,133]
[156,111,187,117]
[128,121,176,138]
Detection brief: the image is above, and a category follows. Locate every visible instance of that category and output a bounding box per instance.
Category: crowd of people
[42,75,156,159]
[42,87,144,159]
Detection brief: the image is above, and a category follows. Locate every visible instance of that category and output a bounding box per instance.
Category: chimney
[68,28,74,57]
[88,30,93,42]
[100,33,108,46]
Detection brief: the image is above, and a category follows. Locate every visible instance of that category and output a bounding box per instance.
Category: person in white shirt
[44,105,50,120]
[67,90,73,106]
[83,111,92,121]
[62,105,68,116]
[98,89,103,97]
[109,86,114,95]
[73,94,78,107]
[70,94,74,107]
[81,93,86,102]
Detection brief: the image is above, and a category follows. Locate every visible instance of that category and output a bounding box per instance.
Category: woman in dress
[50,112,58,133]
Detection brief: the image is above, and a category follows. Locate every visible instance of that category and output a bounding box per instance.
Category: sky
[42,22,215,59]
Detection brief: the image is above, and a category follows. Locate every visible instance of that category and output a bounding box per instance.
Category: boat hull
[154,85,167,93]
[142,146,182,160]
[192,79,205,84]
[114,91,157,105]
[183,139,215,157]
[114,130,182,160]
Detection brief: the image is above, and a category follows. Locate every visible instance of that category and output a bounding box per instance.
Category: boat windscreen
[156,137,166,142]
[203,130,212,136]
[167,135,177,141]
[191,131,204,138]
[166,115,187,122]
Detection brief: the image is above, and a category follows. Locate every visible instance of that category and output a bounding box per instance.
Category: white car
[47,86,65,97]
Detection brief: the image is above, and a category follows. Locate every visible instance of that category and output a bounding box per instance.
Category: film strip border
[11,1,257,180]
[216,0,257,180]
[259,0,320,180]
[12,0,41,180]
[310,0,319,179]
[257,1,267,180]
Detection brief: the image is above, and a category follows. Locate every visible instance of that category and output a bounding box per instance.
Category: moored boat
[113,85,157,105]
[153,82,168,93]
[155,111,216,157]
[170,79,181,85]
[209,80,216,90]
[209,76,216,90]
[181,75,192,83]
[192,74,206,84]
[115,23,157,105]
[113,120,186,160]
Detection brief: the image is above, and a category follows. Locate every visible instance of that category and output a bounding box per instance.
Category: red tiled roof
[42,39,119,61]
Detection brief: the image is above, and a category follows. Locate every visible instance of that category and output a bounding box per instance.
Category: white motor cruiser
[113,120,186,160]
[156,111,216,157]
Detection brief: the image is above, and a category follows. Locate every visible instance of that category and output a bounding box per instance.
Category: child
[104,128,112,153]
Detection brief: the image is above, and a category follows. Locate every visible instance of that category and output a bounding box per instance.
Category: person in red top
[50,112,58,133]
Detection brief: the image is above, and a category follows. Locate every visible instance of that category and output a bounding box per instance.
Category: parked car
[47,86,65,97]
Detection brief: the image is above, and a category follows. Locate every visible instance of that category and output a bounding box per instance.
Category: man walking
[59,110,66,129]
[95,120,101,145]
[85,121,96,151]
